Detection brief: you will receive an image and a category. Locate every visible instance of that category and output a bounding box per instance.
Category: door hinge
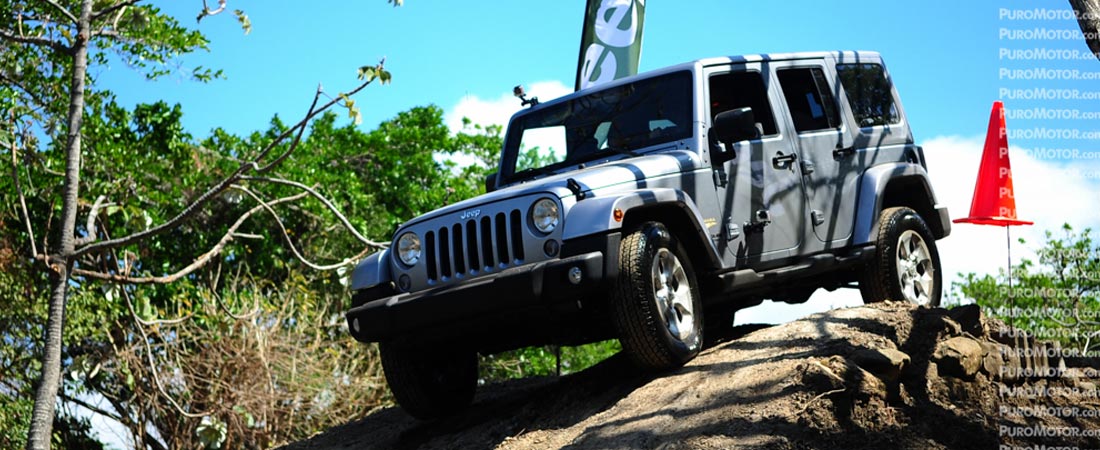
[726,222,740,240]
[713,168,729,188]
[800,160,815,175]
[811,210,826,226]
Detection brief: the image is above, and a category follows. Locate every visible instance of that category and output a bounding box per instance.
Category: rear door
[771,59,860,246]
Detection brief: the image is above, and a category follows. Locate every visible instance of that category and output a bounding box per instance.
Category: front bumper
[346,251,606,344]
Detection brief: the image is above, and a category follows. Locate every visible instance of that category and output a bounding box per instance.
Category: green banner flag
[575,0,646,91]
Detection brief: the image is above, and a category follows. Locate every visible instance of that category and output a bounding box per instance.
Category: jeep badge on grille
[459,209,481,220]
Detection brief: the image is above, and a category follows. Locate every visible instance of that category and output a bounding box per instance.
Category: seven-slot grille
[424,210,526,282]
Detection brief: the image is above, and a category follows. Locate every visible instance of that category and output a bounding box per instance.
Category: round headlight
[396,232,421,266]
[531,198,560,233]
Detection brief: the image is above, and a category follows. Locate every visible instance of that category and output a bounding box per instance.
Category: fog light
[543,239,560,257]
[568,267,583,285]
[398,274,412,292]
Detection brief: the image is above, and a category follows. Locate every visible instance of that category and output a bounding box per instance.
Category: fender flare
[350,248,392,291]
[854,163,951,245]
[562,188,723,269]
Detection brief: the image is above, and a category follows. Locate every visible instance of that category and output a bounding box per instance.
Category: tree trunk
[1070,0,1100,59]
[25,1,93,448]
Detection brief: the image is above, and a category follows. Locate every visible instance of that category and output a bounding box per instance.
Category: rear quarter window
[836,63,901,127]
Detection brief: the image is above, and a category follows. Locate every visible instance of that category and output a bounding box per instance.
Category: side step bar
[704,244,875,302]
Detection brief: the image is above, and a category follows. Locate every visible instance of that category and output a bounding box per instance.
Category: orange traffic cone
[953,101,1033,227]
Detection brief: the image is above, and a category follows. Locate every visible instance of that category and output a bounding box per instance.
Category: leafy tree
[953,225,1100,354]
[3,93,505,448]
[0,1,398,447]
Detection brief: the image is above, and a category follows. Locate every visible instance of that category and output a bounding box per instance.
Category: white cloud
[736,134,1100,325]
[445,80,572,133]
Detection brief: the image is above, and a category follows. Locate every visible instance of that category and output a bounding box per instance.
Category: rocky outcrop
[282,302,1100,450]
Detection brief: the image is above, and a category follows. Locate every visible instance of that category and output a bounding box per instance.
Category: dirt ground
[280,302,1100,450]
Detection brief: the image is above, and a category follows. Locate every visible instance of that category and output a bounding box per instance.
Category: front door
[705,63,807,266]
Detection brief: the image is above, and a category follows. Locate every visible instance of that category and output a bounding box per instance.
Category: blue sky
[92,0,1100,316]
[97,0,1096,142]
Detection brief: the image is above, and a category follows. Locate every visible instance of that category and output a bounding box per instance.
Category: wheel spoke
[917,271,934,300]
[899,236,912,259]
[649,248,697,342]
[911,246,928,265]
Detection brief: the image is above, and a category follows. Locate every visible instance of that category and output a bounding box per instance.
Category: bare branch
[59,392,123,423]
[8,121,39,258]
[74,67,383,258]
[0,27,70,53]
[125,289,209,419]
[234,185,374,271]
[75,195,109,246]
[22,149,66,177]
[44,0,80,24]
[212,288,261,321]
[241,175,388,248]
[91,29,121,39]
[196,0,227,22]
[91,0,141,21]
[248,69,379,167]
[256,84,321,173]
[72,191,309,284]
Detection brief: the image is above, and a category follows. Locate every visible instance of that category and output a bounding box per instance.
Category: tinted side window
[709,71,778,136]
[836,63,900,127]
[777,68,840,133]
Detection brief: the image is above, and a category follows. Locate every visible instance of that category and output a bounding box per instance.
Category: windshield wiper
[516,166,558,180]
[604,144,638,158]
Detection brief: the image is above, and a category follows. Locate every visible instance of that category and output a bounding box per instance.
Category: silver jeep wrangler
[346,50,951,419]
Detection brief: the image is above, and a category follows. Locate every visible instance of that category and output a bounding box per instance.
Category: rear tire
[379,342,477,420]
[611,222,704,369]
[860,207,942,306]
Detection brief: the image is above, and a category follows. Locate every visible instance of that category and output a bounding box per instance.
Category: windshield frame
[499,70,695,184]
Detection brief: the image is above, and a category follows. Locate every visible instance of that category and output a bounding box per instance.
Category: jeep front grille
[424,210,525,281]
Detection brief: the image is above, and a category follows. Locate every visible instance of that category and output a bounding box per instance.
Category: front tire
[379,342,477,420]
[611,222,704,369]
[860,207,942,306]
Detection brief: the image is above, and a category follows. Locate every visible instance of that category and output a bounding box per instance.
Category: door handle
[772,152,797,168]
[833,146,855,159]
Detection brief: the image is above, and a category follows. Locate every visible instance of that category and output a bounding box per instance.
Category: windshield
[502,70,693,182]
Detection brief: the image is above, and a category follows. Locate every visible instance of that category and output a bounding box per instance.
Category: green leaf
[196,416,227,449]
[234,10,252,35]
[357,66,377,82]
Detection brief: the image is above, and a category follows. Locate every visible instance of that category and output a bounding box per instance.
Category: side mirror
[711,107,759,164]
[484,171,499,193]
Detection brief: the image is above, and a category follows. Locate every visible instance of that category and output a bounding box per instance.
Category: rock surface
[281,303,1100,450]
[933,336,984,378]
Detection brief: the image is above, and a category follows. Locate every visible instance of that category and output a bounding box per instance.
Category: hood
[398,150,702,230]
